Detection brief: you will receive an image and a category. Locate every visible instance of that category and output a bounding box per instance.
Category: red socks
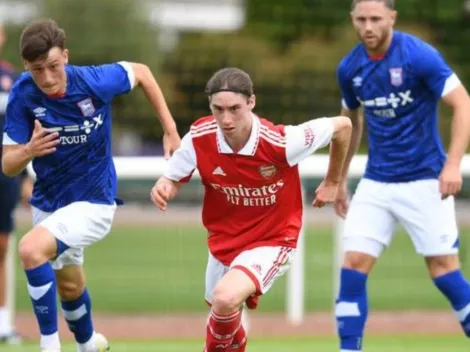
[205,310,242,352]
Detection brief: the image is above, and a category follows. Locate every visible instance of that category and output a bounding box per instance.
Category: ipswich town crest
[77,98,96,117]
[389,67,403,87]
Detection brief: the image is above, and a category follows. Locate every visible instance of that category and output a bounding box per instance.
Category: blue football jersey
[2,62,134,212]
[338,31,460,182]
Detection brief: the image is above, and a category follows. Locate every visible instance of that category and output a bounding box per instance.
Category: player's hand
[150,177,178,211]
[312,179,339,208]
[162,130,181,160]
[439,163,462,199]
[334,182,350,218]
[25,120,60,158]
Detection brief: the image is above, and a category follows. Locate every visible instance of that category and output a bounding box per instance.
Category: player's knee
[57,279,84,301]
[426,255,460,278]
[342,251,376,273]
[19,236,43,268]
[18,230,55,269]
[212,286,242,313]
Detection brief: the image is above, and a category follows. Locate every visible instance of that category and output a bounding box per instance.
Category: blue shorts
[0,173,20,234]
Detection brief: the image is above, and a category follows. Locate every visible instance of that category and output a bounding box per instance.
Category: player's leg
[336,179,396,352]
[206,269,254,352]
[204,246,296,352]
[21,201,115,351]
[18,221,61,351]
[204,253,242,352]
[55,264,107,352]
[0,176,20,343]
[47,201,115,352]
[394,180,470,337]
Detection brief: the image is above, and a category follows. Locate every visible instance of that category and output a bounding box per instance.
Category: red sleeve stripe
[191,120,217,132]
[260,125,286,142]
[259,131,286,147]
[192,127,217,138]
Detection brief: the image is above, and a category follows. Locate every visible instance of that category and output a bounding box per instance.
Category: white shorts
[343,178,459,257]
[32,201,116,270]
[205,246,296,308]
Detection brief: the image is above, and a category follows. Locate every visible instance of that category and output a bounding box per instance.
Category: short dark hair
[20,19,66,62]
[205,67,254,97]
[351,0,395,10]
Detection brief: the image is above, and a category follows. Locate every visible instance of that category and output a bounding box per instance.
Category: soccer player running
[151,67,352,352]
[334,1,470,351]
[2,19,180,352]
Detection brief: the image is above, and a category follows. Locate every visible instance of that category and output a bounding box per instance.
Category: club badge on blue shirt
[77,98,96,117]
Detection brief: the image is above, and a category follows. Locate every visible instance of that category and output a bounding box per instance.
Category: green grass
[2,336,469,351]
[13,224,470,313]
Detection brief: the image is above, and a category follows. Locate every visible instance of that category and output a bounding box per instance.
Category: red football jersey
[165,114,333,265]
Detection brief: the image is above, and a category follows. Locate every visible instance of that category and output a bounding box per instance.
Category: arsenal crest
[259,165,277,179]
[389,67,403,87]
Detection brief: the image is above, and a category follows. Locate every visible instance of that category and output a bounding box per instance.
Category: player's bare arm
[334,107,363,217]
[131,62,181,159]
[440,84,470,198]
[2,120,59,177]
[313,115,352,208]
[151,176,182,211]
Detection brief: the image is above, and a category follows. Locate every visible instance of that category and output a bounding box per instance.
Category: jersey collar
[216,113,260,156]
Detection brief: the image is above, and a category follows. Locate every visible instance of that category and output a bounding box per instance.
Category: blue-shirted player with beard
[2,19,181,352]
[333,0,470,351]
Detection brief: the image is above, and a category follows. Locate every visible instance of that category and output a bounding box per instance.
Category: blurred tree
[245,0,350,50]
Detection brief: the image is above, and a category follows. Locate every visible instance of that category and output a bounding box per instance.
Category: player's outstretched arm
[325,116,354,182]
[312,116,352,208]
[150,176,182,211]
[2,120,59,177]
[439,85,470,198]
[149,131,196,210]
[131,63,181,159]
[334,107,363,217]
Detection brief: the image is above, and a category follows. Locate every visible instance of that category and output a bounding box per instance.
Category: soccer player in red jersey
[151,67,352,352]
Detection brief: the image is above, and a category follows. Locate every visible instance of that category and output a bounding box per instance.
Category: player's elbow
[1,161,16,177]
[1,150,21,177]
[132,63,152,86]
[331,116,352,141]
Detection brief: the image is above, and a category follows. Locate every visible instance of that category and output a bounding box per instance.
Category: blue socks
[26,262,94,346]
[335,268,368,351]
[334,268,470,352]
[434,270,470,337]
[61,288,94,343]
[25,262,58,336]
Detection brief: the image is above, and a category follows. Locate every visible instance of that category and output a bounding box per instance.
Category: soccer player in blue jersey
[1,19,180,352]
[333,0,470,351]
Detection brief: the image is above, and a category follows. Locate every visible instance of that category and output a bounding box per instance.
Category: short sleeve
[412,41,460,98]
[3,87,33,145]
[164,132,197,183]
[337,59,361,110]
[284,117,334,166]
[82,62,135,103]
